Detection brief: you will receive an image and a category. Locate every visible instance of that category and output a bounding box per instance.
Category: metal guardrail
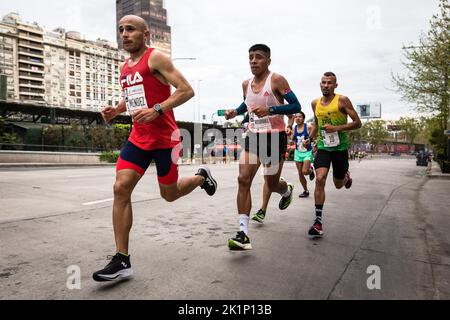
[0,143,107,153]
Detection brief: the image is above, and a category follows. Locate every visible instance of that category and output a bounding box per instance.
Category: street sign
[217,110,226,117]
[444,130,450,136]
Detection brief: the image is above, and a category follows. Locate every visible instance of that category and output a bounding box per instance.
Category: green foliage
[391,0,449,127]
[42,126,63,146]
[395,117,422,144]
[348,124,368,145]
[364,120,390,149]
[99,151,120,163]
[439,160,450,173]
[41,124,130,152]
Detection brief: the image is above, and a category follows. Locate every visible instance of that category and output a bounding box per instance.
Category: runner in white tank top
[224,44,302,251]
[246,72,286,134]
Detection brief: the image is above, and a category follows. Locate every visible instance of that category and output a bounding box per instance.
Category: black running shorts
[314,149,349,180]
[245,131,287,164]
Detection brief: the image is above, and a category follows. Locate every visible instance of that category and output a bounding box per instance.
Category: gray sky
[0,0,441,123]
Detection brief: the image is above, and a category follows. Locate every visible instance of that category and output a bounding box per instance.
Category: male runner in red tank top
[93,15,217,282]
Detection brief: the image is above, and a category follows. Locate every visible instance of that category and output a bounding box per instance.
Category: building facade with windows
[0,13,128,112]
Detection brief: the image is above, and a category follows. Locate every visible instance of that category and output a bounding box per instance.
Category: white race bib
[124,84,148,114]
[249,112,272,132]
[297,136,307,152]
[322,130,340,147]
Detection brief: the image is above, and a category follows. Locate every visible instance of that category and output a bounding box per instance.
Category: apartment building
[0,13,127,112]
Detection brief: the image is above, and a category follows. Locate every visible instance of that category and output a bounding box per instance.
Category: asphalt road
[0,157,449,300]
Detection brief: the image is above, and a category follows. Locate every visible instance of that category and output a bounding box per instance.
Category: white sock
[280,184,292,198]
[239,214,250,235]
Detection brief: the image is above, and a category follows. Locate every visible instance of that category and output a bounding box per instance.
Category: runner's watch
[269,106,276,115]
[154,104,164,116]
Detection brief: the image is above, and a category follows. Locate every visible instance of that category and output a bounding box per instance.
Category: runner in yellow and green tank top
[306,72,362,239]
[315,94,349,152]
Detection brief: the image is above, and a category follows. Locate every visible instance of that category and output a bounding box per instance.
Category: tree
[391,0,449,133]
[365,120,390,152]
[348,123,368,150]
[396,117,422,146]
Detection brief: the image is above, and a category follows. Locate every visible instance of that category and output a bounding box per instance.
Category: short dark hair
[297,111,306,119]
[324,72,337,81]
[249,44,271,57]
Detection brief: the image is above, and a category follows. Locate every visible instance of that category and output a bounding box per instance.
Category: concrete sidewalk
[427,161,450,180]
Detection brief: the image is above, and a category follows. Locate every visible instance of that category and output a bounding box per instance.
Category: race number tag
[249,112,272,131]
[124,84,148,114]
[322,130,340,147]
[297,136,307,152]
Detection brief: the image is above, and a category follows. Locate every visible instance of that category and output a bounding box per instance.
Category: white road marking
[83,198,114,206]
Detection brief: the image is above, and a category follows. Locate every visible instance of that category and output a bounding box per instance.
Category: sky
[0,0,441,124]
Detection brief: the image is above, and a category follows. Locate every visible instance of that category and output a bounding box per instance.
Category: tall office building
[116,0,172,57]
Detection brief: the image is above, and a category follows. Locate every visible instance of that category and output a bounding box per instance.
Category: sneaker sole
[251,216,264,223]
[299,193,310,198]
[279,184,294,210]
[308,229,324,238]
[93,268,134,282]
[228,239,253,251]
[199,166,218,196]
[345,179,353,189]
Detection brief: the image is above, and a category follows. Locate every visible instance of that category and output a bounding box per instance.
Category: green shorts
[294,150,314,163]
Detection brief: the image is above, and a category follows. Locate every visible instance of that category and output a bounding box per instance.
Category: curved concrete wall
[0,151,103,164]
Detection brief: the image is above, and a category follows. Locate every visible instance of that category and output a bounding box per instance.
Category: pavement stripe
[83,198,114,206]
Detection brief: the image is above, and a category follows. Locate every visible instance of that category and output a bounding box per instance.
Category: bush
[438,160,450,173]
[99,151,120,163]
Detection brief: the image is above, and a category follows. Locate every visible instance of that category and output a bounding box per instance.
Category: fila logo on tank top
[122,71,148,114]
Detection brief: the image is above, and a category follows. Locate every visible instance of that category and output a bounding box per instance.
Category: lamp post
[172,58,200,163]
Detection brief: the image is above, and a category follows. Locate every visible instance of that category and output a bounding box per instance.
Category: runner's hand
[253,106,269,118]
[225,110,237,120]
[303,138,311,148]
[323,124,338,133]
[285,127,293,136]
[101,106,118,123]
[133,108,159,124]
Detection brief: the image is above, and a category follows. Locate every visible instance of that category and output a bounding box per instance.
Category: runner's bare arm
[149,51,195,112]
[286,114,295,136]
[308,101,319,143]
[335,96,362,132]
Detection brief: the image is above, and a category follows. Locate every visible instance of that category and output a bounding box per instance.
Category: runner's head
[320,72,338,97]
[119,15,150,53]
[295,111,306,125]
[249,44,271,76]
